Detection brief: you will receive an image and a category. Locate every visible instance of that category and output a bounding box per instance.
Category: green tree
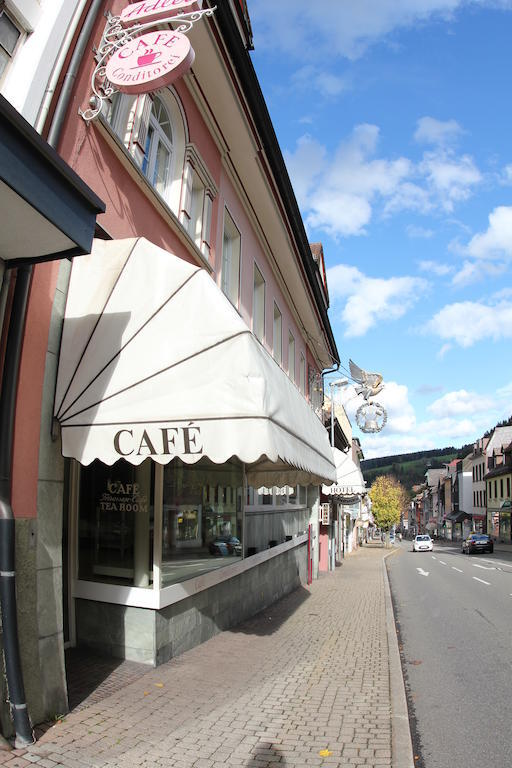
[370,475,408,545]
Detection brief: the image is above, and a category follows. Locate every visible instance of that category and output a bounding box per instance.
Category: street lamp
[329,378,348,447]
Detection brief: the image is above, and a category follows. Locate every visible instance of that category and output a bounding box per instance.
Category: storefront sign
[105,29,195,94]
[113,423,203,457]
[99,480,149,514]
[120,0,202,27]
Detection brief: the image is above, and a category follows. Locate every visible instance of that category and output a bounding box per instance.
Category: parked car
[412,534,433,552]
[461,533,494,555]
[209,536,242,556]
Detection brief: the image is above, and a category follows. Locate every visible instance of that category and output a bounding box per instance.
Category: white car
[412,534,433,552]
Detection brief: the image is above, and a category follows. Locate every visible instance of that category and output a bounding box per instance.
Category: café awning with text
[54,238,336,487]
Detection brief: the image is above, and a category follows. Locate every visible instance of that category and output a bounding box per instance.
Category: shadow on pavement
[245,741,287,767]
[64,647,147,711]
[231,584,311,637]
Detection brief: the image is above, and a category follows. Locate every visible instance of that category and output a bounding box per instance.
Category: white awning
[322,447,366,497]
[54,238,336,486]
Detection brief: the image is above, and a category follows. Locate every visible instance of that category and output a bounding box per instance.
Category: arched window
[105,89,216,258]
[141,96,173,201]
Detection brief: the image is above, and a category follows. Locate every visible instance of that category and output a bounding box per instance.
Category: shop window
[0,9,22,80]
[78,460,155,587]
[273,303,282,365]
[253,263,265,342]
[162,459,243,586]
[299,352,306,394]
[288,331,295,382]
[221,208,241,307]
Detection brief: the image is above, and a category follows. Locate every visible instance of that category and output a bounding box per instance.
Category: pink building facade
[0,0,340,737]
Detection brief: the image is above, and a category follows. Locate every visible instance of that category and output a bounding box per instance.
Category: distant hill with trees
[361,415,512,495]
[361,448,458,495]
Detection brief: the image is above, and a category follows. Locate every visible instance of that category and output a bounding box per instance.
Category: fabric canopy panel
[55,238,336,486]
[322,448,366,497]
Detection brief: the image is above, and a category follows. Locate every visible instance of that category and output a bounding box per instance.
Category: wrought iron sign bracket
[79,6,216,123]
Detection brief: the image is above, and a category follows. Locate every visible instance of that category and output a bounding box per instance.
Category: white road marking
[439,560,447,565]
[473,576,491,585]
[481,558,512,569]
[452,567,463,573]
[416,568,429,577]
[432,556,437,560]
[472,563,495,571]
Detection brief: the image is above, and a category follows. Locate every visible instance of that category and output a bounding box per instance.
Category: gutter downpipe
[0,0,103,747]
[0,266,34,747]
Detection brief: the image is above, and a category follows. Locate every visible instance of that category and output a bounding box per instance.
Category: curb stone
[383,551,415,768]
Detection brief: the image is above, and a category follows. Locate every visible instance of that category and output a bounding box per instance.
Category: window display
[78,460,154,587]
[162,459,243,585]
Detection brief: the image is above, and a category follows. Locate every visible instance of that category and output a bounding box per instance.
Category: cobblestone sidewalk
[1,548,397,768]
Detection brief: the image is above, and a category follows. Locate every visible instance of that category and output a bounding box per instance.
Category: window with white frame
[141,95,174,201]
[273,303,282,365]
[253,263,265,342]
[221,209,241,307]
[180,146,216,259]
[300,352,306,394]
[106,88,218,249]
[288,331,295,382]
[0,8,22,79]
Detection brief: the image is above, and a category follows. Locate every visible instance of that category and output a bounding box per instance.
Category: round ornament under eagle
[355,401,387,433]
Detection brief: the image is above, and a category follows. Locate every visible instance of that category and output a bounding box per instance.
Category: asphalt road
[386,540,512,768]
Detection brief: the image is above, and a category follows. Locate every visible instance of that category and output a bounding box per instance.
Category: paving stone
[20,549,392,768]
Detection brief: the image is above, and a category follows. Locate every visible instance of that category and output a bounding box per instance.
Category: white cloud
[285,123,480,239]
[437,343,452,359]
[419,150,481,212]
[418,259,454,276]
[464,206,512,260]
[291,65,349,98]
[251,1,512,62]
[451,259,508,286]
[498,163,512,185]
[427,389,495,417]
[352,378,512,459]
[426,299,512,347]
[285,126,411,237]
[414,117,463,146]
[327,264,428,336]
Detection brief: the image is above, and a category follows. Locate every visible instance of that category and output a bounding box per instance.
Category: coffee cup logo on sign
[105,30,195,94]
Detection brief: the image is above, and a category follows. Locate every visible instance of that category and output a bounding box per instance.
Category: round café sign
[105,29,195,94]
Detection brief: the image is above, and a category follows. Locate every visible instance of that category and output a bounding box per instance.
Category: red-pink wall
[12,261,60,518]
[318,527,329,572]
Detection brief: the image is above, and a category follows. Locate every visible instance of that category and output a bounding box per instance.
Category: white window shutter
[180,161,194,225]
[131,94,152,151]
[201,192,213,257]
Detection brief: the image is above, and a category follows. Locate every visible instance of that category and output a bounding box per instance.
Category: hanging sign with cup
[80,1,215,121]
[105,29,195,94]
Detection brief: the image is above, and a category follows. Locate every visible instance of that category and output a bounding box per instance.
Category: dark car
[462,533,494,554]
[209,536,242,556]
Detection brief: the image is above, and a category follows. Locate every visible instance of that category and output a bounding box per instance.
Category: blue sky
[249,0,512,459]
